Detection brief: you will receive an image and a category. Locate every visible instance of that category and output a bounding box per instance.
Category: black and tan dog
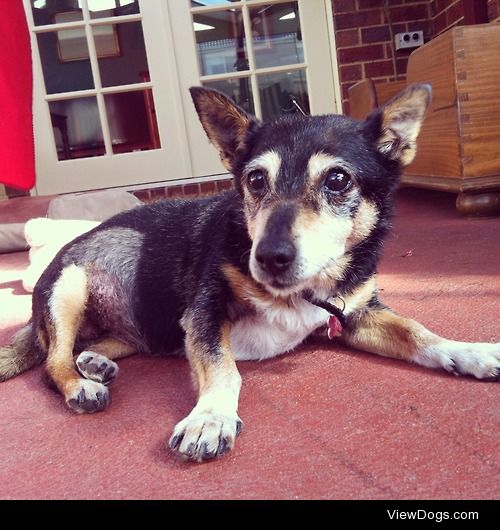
[1,84,499,461]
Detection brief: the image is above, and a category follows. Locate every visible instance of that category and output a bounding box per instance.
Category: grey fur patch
[63,228,148,353]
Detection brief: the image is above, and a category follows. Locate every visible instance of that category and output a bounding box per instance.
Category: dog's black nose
[255,239,296,276]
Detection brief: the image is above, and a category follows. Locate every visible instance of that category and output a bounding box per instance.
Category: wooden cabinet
[404,24,500,216]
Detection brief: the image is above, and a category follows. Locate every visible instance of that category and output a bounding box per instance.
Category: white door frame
[27,0,342,195]
[26,0,193,196]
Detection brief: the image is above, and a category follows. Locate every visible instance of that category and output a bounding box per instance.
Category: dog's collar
[303,291,346,339]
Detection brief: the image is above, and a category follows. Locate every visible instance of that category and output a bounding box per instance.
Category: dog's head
[191,84,431,297]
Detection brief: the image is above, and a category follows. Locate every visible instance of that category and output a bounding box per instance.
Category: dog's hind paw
[76,351,118,386]
[65,379,110,414]
[168,412,243,462]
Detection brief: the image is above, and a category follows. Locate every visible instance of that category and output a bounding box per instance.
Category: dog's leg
[343,307,500,380]
[75,338,135,386]
[45,265,111,413]
[169,315,242,462]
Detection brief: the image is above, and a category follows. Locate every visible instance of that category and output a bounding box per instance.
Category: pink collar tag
[327,314,343,339]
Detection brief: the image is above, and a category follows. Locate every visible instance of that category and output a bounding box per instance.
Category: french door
[26,0,340,195]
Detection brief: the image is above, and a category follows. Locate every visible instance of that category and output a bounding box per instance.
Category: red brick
[436,0,452,14]
[332,0,355,13]
[334,10,381,30]
[392,23,408,34]
[183,183,200,196]
[433,11,447,34]
[407,20,432,39]
[167,185,184,198]
[338,44,385,63]
[133,189,151,203]
[396,57,409,76]
[150,187,166,201]
[364,59,395,79]
[342,99,350,116]
[200,180,217,195]
[216,179,233,191]
[390,4,429,23]
[446,0,464,25]
[340,63,362,82]
[336,28,359,47]
[357,0,382,9]
[361,25,391,43]
[429,0,438,17]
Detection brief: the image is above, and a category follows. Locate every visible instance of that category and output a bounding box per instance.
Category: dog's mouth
[249,256,313,298]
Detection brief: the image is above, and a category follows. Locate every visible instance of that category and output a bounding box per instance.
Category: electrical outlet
[395,31,424,50]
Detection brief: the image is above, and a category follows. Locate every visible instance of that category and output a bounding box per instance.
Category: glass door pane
[249,2,304,69]
[88,0,140,18]
[104,90,160,154]
[37,30,94,94]
[30,0,84,26]
[194,9,248,76]
[95,21,150,87]
[202,77,255,114]
[258,70,309,121]
[49,97,105,161]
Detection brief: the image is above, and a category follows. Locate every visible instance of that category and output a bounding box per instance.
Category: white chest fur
[230,298,329,361]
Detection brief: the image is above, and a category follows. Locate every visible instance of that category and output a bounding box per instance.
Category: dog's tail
[0,322,45,381]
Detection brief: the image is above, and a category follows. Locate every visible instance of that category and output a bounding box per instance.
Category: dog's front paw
[65,379,111,413]
[76,351,118,385]
[424,342,500,381]
[168,412,243,462]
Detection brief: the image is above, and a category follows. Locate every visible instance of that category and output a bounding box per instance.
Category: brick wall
[333,0,432,114]
[432,0,500,36]
[430,0,463,36]
[333,0,500,115]
[133,178,233,203]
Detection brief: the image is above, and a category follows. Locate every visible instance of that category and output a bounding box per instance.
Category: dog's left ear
[365,83,432,166]
[190,87,259,172]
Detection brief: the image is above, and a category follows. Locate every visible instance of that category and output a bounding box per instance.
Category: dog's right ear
[190,87,259,172]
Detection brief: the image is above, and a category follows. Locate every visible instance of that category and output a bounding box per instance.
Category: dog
[1,84,499,462]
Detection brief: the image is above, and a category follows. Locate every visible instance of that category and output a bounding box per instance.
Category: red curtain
[0,2,35,191]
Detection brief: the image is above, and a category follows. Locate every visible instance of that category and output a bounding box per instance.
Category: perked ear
[190,87,259,172]
[366,83,432,166]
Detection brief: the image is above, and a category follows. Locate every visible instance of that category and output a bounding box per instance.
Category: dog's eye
[247,171,267,195]
[323,169,352,194]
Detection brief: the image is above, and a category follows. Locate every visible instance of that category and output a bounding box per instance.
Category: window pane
[95,21,150,88]
[104,90,161,154]
[31,1,83,26]
[202,78,254,115]
[194,10,248,76]
[37,31,94,94]
[49,97,104,160]
[258,70,309,122]
[88,0,140,19]
[249,2,304,69]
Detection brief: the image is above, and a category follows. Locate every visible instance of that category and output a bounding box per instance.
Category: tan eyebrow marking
[307,152,354,186]
[245,150,282,190]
